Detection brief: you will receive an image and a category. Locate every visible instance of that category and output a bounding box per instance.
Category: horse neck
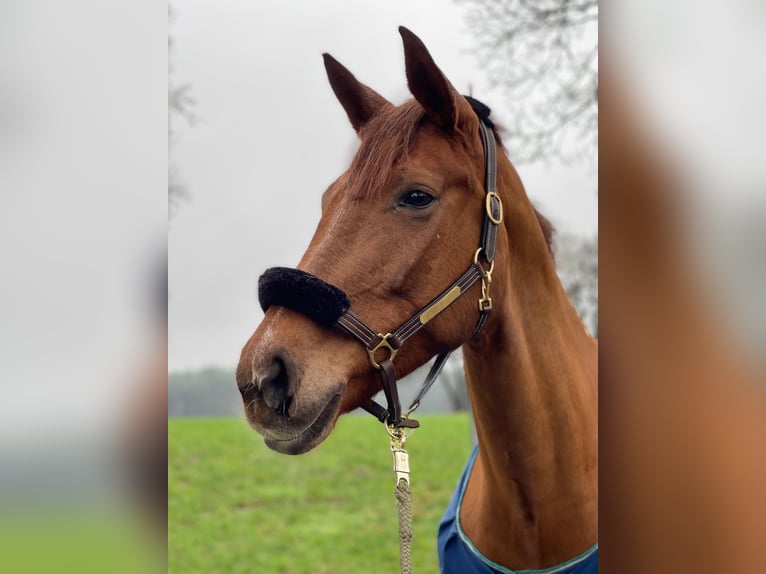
[459,162,598,567]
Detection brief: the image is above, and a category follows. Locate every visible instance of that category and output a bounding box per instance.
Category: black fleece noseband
[259,267,350,329]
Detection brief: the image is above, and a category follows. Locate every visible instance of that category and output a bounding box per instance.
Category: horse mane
[346,96,555,258]
[534,208,556,260]
[346,100,425,198]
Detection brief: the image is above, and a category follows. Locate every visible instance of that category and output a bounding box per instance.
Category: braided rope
[395,478,413,574]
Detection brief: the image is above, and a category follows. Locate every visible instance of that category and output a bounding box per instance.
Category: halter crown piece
[258,99,502,429]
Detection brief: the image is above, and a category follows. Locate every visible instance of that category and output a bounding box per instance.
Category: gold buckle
[367,333,398,369]
[485,192,503,225]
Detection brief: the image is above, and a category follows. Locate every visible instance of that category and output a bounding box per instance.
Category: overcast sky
[168,0,598,372]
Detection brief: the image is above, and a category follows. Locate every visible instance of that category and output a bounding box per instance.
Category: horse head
[237,28,529,454]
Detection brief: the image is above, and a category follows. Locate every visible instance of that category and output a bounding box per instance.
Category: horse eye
[400,190,435,209]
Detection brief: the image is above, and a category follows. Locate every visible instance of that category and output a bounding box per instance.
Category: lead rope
[390,427,412,574]
[395,479,413,573]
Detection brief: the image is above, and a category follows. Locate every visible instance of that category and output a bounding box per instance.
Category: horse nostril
[260,357,294,417]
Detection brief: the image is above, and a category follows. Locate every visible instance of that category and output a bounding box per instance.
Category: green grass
[169,414,474,573]
[0,514,161,574]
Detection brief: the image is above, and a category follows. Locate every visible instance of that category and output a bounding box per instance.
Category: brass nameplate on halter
[419,286,462,325]
[392,448,410,484]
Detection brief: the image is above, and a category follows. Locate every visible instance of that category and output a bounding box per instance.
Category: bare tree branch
[555,233,598,337]
[169,6,195,217]
[459,0,598,164]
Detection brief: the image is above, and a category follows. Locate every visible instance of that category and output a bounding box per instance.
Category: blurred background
[1,1,167,572]
[601,2,766,571]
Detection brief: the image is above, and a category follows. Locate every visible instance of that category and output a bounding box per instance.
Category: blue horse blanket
[437,447,598,574]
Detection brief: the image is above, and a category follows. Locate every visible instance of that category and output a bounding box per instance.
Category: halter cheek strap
[257,117,501,429]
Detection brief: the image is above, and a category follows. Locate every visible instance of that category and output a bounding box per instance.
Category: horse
[237,27,598,573]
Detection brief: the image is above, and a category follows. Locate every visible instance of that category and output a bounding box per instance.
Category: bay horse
[237,28,597,572]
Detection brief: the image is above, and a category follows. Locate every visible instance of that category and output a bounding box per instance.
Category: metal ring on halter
[473,247,495,275]
[367,333,398,370]
[386,421,408,446]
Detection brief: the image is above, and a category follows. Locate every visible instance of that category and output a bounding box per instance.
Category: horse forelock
[344,101,426,199]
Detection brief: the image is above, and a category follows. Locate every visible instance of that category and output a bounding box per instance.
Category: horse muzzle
[237,317,354,454]
[240,372,344,455]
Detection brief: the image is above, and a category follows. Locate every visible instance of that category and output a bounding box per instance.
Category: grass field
[169,414,474,573]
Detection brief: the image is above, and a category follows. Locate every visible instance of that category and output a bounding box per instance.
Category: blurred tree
[459,0,597,164]
[169,367,242,417]
[440,352,471,412]
[169,6,194,217]
[555,233,598,337]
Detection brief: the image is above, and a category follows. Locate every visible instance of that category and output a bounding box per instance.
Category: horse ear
[323,53,392,134]
[399,26,461,132]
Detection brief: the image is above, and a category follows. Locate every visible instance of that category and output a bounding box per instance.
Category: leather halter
[258,118,502,429]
